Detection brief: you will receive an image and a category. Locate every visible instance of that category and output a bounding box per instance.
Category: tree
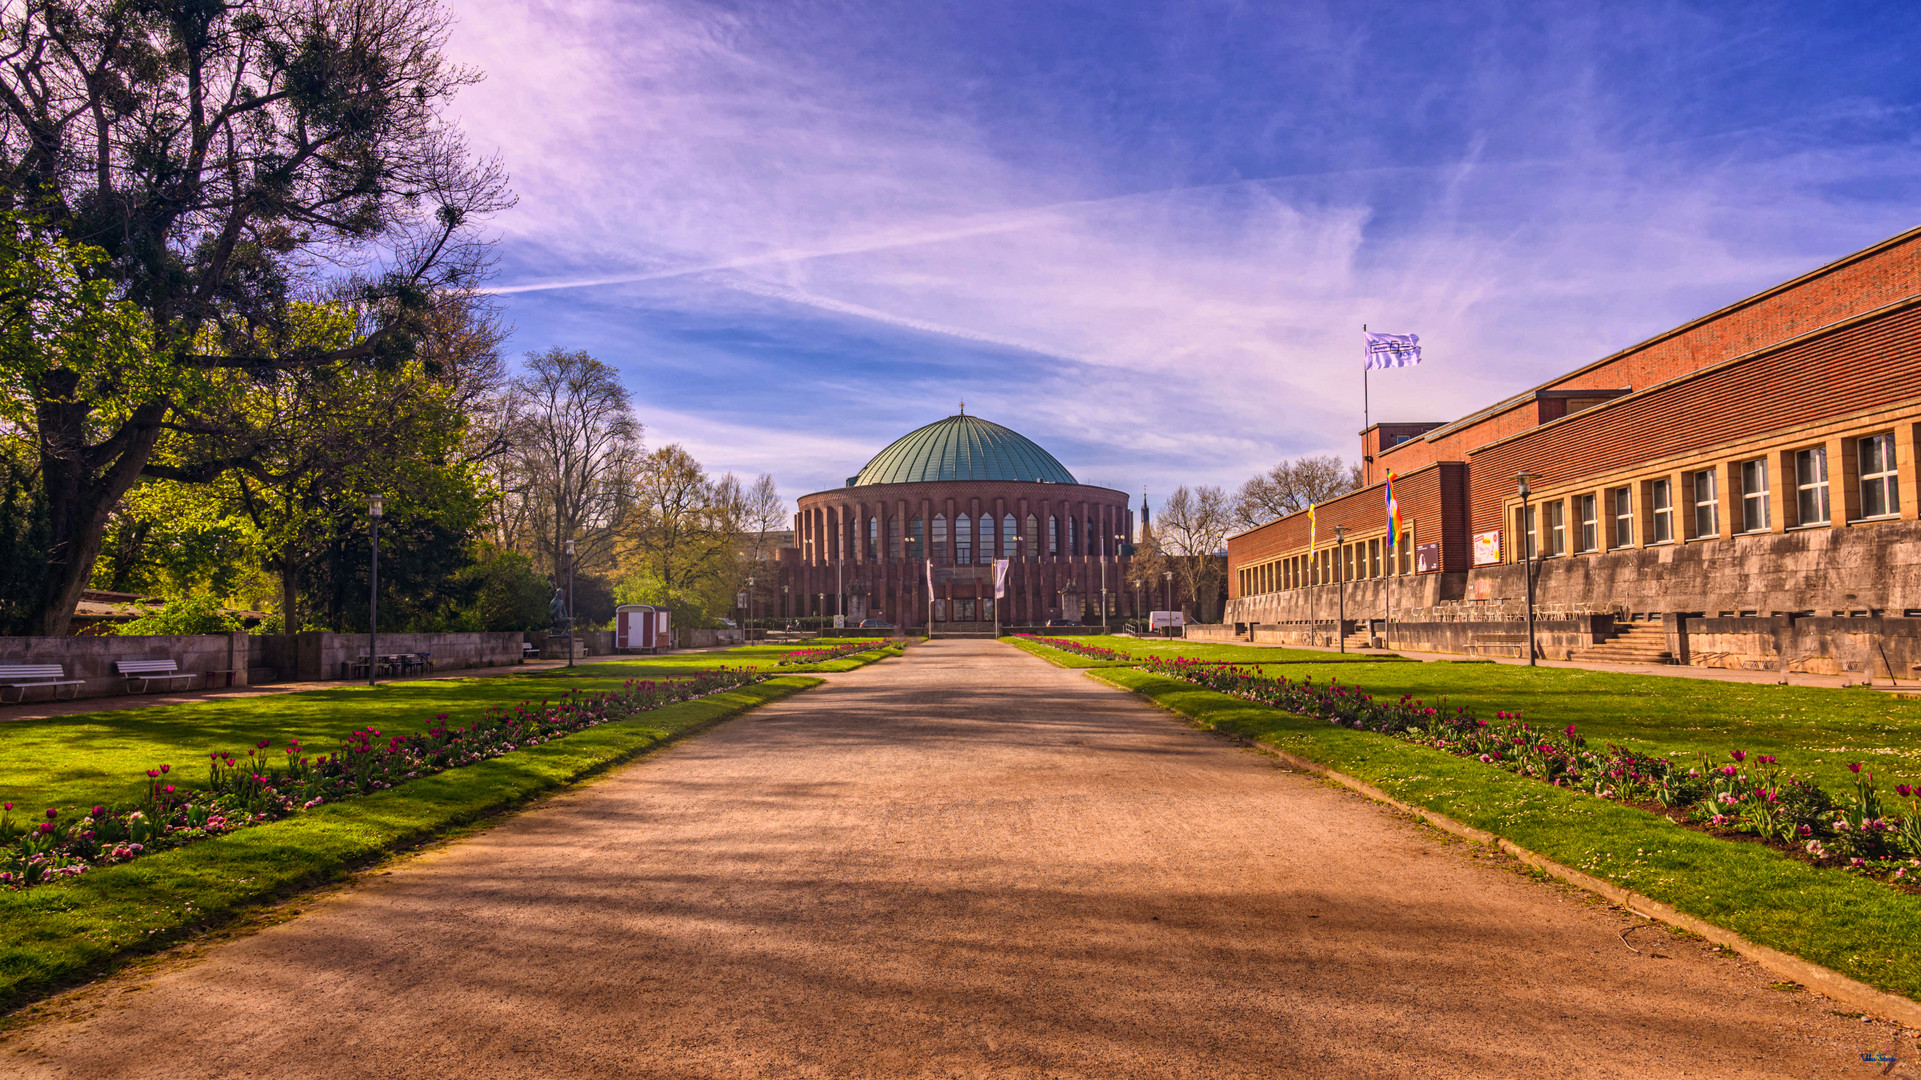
[1158,485,1232,622]
[0,0,510,633]
[1231,454,1363,531]
[620,445,737,611]
[494,348,642,582]
[735,473,785,615]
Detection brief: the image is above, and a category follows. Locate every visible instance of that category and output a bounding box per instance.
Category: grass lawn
[1005,633,1408,668]
[0,676,820,1012]
[1094,667,1921,1002]
[0,639,905,813]
[1219,659,1921,798]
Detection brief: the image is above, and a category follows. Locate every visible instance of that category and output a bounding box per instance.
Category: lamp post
[564,538,576,669]
[1132,579,1142,632]
[746,575,755,638]
[367,494,382,687]
[781,584,789,624]
[1334,524,1348,654]
[1163,570,1173,637]
[1517,472,1542,666]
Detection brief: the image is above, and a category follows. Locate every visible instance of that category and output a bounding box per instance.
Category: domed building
[778,411,1144,631]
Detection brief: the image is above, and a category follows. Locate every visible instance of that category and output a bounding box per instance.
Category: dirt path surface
[5,639,1895,1078]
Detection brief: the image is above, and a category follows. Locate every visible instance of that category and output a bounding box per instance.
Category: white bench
[115,659,199,694]
[0,664,86,704]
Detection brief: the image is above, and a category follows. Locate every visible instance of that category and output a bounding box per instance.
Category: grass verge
[0,676,819,1013]
[1003,634,1406,668]
[1092,666,1921,1002]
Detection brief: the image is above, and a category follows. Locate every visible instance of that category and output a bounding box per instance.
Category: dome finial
[958,400,965,415]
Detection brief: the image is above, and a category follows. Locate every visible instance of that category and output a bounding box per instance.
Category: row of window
[810,511,1124,564]
[1237,527,1415,598]
[1518,431,1901,559]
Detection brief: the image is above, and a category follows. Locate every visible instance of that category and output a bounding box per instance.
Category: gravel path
[4,639,1894,1077]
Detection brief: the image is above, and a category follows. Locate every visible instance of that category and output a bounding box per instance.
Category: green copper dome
[851,413,1077,486]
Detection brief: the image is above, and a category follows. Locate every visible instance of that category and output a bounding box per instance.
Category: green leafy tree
[0,0,510,633]
[114,595,240,637]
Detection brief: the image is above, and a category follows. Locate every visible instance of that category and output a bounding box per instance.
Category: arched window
[1002,514,1017,557]
[933,514,949,563]
[888,515,902,561]
[955,514,972,565]
[1025,514,1039,558]
[1048,515,1059,556]
[1086,518,1098,556]
[907,515,923,561]
[867,516,878,560]
[976,514,992,564]
[1067,516,1078,555]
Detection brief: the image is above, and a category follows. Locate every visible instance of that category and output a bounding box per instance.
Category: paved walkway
[3,640,1892,1077]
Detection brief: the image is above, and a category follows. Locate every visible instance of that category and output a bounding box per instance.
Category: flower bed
[1142,658,1921,887]
[0,669,764,889]
[1016,635,1130,662]
[776,640,885,666]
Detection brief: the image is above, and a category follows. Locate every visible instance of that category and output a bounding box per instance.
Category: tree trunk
[281,558,301,636]
[31,390,168,636]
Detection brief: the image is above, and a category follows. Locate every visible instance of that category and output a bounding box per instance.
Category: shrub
[114,594,240,636]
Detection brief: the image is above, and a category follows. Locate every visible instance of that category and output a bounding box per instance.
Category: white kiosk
[615,605,671,653]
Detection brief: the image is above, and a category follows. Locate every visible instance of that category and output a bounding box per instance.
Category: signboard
[1149,610,1186,630]
[833,614,845,629]
[736,592,748,609]
[1472,530,1502,567]
[1415,541,1441,574]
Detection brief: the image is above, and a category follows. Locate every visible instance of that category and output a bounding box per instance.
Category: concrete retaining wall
[0,633,252,700]
[280,631,527,681]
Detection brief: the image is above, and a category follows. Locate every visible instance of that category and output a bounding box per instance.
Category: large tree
[491,348,642,583]
[1231,453,1363,531]
[0,0,508,633]
[1158,484,1232,623]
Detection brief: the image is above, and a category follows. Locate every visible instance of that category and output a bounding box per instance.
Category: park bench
[115,659,199,694]
[0,664,85,704]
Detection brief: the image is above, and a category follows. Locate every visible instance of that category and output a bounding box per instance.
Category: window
[867,516,878,560]
[1544,501,1566,557]
[1611,488,1633,548]
[1067,516,1078,555]
[1795,447,1830,525]
[1086,518,1097,556]
[1002,514,1017,558]
[1740,459,1769,532]
[1522,505,1537,560]
[888,516,902,561]
[1025,514,1039,557]
[1651,479,1673,543]
[1047,515,1059,556]
[1860,432,1900,518]
[955,514,972,564]
[1343,544,1355,582]
[1691,470,1718,539]
[907,516,923,560]
[934,514,950,562]
[1577,494,1597,552]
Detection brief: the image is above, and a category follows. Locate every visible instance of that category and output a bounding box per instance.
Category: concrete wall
[0,632,252,699]
[281,631,527,682]
[1677,615,1921,677]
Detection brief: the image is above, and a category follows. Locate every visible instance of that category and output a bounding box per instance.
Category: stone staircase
[1340,628,1378,652]
[1571,623,1674,665]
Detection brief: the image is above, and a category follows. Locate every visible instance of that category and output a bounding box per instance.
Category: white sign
[1472,530,1502,567]
[993,558,1009,599]
[736,592,748,609]
[1149,610,1186,630]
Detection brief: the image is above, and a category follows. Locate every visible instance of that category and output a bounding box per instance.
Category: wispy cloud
[444,0,1921,500]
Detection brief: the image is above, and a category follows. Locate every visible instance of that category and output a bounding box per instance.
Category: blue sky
[446,0,1921,508]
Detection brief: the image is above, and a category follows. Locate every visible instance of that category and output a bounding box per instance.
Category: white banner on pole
[1363,330,1422,370]
[993,558,1009,599]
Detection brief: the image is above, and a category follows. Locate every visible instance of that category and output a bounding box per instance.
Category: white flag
[1364,330,1422,370]
[993,558,1009,599]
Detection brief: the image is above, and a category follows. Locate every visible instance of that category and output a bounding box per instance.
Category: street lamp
[1334,524,1348,653]
[781,584,789,622]
[1517,472,1542,666]
[746,575,755,638]
[367,494,382,687]
[564,538,576,669]
[1162,570,1173,636]
[1132,578,1142,632]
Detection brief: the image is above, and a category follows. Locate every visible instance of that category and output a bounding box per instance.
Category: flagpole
[1362,323,1370,459]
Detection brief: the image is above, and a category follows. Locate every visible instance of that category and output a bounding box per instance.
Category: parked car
[1043,619,1081,627]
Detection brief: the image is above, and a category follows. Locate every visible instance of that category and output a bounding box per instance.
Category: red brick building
[1225,225,1921,673]
[781,413,1151,630]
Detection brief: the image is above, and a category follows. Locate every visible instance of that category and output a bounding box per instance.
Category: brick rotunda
[780,411,1141,631]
